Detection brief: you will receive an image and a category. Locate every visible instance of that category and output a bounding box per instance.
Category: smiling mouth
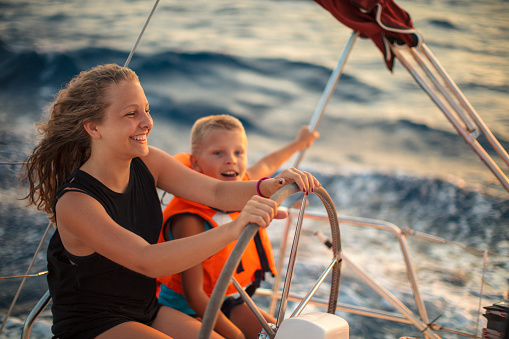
[130,134,147,142]
[221,171,238,178]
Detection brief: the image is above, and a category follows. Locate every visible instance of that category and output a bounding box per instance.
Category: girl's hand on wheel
[259,168,320,198]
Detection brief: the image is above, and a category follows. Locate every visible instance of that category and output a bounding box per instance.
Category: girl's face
[95,80,153,160]
[191,129,248,181]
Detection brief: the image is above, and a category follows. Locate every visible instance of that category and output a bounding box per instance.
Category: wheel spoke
[232,278,276,338]
[276,194,308,327]
[198,184,342,339]
[290,258,338,318]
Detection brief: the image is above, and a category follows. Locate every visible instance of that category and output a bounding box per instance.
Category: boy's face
[191,128,248,181]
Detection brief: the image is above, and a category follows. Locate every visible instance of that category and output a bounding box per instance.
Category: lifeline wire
[124,0,160,68]
[403,227,508,258]
[475,250,489,337]
[1,1,162,334]
[0,162,27,165]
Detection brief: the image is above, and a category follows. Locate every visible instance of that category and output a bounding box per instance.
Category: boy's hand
[295,125,320,149]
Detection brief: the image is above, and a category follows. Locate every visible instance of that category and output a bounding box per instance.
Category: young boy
[157,114,319,339]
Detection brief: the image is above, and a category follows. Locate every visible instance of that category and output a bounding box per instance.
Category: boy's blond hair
[190,114,246,154]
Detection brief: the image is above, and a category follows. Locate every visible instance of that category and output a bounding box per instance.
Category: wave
[1,154,507,336]
[0,44,376,94]
[320,170,509,249]
[427,19,459,30]
[0,44,380,130]
[1,42,507,120]
[1,44,508,198]
[1,42,508,190]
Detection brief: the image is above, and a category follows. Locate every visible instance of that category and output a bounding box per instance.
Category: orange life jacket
[156,153,277,297]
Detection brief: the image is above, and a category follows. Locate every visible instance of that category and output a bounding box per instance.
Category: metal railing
[16,208,500,339]
[20,291,51,339]
[259,208,484,339]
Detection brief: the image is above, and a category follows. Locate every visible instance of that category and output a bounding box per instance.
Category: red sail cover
[314,0,421,71]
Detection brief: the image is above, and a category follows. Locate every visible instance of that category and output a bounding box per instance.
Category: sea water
[0,0,508,338]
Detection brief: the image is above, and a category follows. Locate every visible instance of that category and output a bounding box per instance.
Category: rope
[0,162,27,165]
[160,191,171,206]
[0,271,48,280]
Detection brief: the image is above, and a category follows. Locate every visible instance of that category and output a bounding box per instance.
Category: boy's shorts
[221,296,245,318]
[185,296,245,320]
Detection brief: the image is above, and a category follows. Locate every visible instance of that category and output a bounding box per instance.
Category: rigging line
[475,251,489,337]
[125,0,160,198]
[2,1,159,327]
[0,271,48,280]
[124,0,160,68]
[421,314,442,333]
[2,11,161,165]
[0,221,54,334]
[0,162,27,165]
[402,227,508,258]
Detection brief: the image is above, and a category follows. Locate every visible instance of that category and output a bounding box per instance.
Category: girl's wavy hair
[21,63,139,221]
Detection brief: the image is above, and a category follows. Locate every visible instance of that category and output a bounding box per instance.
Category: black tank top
[47,158,163,339]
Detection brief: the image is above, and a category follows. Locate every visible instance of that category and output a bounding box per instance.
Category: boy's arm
[173,215,245,339]
[181,265,244,339]
[247,125,319,180]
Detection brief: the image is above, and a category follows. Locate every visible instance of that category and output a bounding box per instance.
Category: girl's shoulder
[140,146,174,175]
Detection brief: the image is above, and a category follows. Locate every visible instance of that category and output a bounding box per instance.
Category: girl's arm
[55,192,280,278]
[173,215,245,339]
[247,126,319,180]
[142,146,320,210]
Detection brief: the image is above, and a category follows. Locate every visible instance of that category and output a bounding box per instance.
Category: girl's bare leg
[95,321,172,339]
[96,306,224,339]
[152,306,224,339]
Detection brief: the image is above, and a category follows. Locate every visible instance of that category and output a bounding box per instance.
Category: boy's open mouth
[221,171,238,178]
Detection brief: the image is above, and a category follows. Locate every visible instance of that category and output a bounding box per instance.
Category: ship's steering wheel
[198,183,342,339]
